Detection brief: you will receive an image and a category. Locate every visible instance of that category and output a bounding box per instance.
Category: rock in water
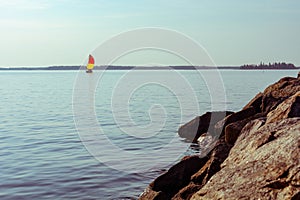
[139,73,300,200]
[178,111,233,142]
[139,156,209,199]
[191,118,300,200]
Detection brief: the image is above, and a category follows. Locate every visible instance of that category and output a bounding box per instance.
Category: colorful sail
[86,54,95,71]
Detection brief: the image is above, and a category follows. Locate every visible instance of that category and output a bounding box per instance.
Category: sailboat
[86,54,95,73]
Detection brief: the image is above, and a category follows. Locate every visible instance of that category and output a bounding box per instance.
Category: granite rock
[139,73,300,200]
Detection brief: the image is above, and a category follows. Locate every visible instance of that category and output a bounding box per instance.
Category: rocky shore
[139,73,300,200]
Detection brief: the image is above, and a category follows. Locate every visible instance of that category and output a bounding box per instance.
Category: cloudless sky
[0,0,299,66]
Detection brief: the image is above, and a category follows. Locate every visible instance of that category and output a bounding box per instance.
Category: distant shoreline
[0,65,299,70]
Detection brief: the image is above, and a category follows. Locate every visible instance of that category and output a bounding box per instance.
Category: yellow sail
[86,63,94,70]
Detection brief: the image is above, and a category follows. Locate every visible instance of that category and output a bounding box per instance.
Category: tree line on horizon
[240,62,296,69]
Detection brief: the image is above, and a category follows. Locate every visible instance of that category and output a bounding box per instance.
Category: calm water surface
[0,70,298,199]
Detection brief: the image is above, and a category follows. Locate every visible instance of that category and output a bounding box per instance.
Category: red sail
[88,54,95,64]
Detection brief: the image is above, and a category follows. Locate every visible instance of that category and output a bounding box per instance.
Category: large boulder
[171,183,202,200]
[191,118,300,200]
[140,156,209,199]
[242,92,263,113]
[178,111,233,142]
[261,76,300,113]
[243,75,300,115]
[191,138,232,185]
[266,91,300,124]
[214,106,257,138]
[224,112,264,145]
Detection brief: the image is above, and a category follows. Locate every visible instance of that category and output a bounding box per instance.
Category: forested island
[241,62,296,69]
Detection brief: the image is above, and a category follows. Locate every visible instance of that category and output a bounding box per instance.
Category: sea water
[0,70,298,199]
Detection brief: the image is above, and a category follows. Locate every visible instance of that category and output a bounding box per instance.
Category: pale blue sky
[0,0,299,66]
